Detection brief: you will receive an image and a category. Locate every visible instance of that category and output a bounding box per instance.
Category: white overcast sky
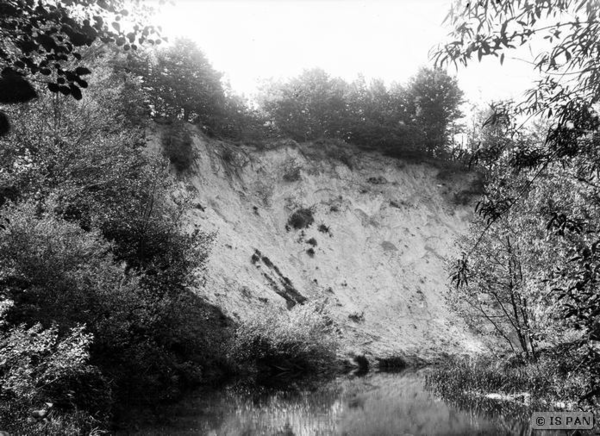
[153,0,540,106]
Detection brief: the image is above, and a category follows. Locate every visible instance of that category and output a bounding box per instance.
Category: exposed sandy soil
[154,126,485,362]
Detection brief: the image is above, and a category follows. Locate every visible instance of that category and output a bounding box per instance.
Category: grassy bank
[426,349,598,418]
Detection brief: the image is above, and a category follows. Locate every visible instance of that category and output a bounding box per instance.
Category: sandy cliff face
[161,126,484,361]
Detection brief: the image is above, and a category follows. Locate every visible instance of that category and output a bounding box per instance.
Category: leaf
[37,33,56,52]
[69,84,82,100]
[0,69,38,104]
[75,66,91,76]
[48,82,60,93]
[112,22,120,32]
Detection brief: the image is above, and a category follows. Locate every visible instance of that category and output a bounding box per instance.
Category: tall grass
[427,351,596,411]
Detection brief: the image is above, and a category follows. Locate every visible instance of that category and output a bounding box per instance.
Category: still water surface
[129,370,538,435]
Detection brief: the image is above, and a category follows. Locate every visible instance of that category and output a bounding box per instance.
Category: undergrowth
[230,302,339,374]
[427,351,597,412]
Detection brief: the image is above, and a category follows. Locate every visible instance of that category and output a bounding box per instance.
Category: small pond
[121,370,559,435]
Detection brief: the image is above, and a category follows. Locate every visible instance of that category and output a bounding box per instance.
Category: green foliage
[217,90,275,143]
[257,68,463,159]
[449,146,575,358]
[230,302,339,373]
[435,0,600,118]
[0,0,160,92]
[0,319,109,435]
[162,121,195,171]
[259,68,349,142]
[0,49,230,434]
[0,201,218,404]
[287,208,315,230]
[344,76,422,153]
[404,68,464,157]
[0,58,147,211]
[0,202,137,329]
[120,39,274,143]
[438,0,600,401]
[0,0,162,135]
[126,38,227,131]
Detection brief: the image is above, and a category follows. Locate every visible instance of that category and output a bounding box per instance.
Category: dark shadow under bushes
[161,121,195,172]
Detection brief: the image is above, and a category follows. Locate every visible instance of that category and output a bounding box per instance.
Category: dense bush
[230,302,339,373]
[0,52,231,433]
[0,316,109,435]
[0,202,223,405]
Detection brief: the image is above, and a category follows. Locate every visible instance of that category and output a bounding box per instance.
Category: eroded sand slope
[159,126,484,361]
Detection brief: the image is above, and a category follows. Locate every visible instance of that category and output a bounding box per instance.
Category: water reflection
[125,370,540,435]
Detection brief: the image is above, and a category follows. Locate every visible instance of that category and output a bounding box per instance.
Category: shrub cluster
[258,67,463,158]
[0,317,109,436]
[0,201,229,432]
[230,302,339,374]
[287,208,315,230]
